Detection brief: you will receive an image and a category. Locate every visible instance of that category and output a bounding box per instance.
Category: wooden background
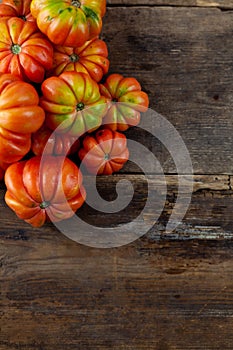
[1,0,233,349]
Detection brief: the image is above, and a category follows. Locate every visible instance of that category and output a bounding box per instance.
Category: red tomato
[40,72,107,137]
[0,17,53,83]
[31,124,80,156]
[0,0,35,22]
[5,156,86,227]
[79,128,129,175]
[0,73,45,163]
[99,74,149,131]
[48,37,109,82]
[30,0,106,47]
[0,127,31,163]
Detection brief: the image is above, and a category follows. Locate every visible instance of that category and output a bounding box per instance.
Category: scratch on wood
[113,254,119,290]
[157,285,228,348]
[196,286,228,316]
[197,0,221,6]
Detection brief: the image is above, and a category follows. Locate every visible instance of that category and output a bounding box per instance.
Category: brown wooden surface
[102,6,233,174]
[1,1,233,349]
[108,0,233,8]
[2,238,233,349]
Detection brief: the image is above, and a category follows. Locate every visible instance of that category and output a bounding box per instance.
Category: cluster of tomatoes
[0,0,149,228]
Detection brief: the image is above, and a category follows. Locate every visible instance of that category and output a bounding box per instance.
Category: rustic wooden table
[1,0,233,349]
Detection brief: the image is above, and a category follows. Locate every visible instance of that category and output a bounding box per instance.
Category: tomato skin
[0,0,35,22]
[0,17,53,83]
[99,74,149,131]
[40,71,108,137]
[5,156,86,227]
[79,128,129,175]
[48,37,109,83]
[30,0,106,47]
[0,127,31,163]
[31,124,80,156]
[0,73,45,163]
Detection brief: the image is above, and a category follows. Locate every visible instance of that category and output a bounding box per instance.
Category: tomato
[0,18,53,83]
[5,156,86,227]
[30,0,106,47]
[31,124,80,156]
[0,0,35,22]
[48,37,109,82]
[79,128,129,175]
[99,74,149,131]
[0,127,31,163]
[40,71,107,137]
[0,73,45,163]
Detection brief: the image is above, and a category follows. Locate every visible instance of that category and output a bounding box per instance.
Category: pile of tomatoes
[0,0,149,228]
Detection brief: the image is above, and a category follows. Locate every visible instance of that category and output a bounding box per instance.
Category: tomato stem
[71,0,81,7]
[76,102,85,111]
[104,154,110,160]
[19,15,27,21]
[40,201,50,209]
[11,44,21,55]
[70,53,79,62]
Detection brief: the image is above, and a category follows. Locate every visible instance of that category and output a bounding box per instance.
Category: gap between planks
[106,1,233,10]
[0,174,232,192]
[107,5,233,11]
[83,174,232,192]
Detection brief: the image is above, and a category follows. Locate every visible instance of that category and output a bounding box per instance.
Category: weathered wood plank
[80,174,233,240]
[1,238,233,349]
[101,7,233,174]
[0,175,232,241]
[107,0,233,9]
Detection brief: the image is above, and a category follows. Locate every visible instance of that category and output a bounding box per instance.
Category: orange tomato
[5,156,86,227]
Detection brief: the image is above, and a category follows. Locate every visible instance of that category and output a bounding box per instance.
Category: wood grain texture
[107,0,233,9]
[101,7,233,174]
[0,174,232,241]
[1,3,233,349]
[1,237,233,349]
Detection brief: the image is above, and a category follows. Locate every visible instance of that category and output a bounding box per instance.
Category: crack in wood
[107,2,233,10]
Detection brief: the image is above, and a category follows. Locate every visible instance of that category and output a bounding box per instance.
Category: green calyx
[19,15,27,21]
[11,44,21,55]
[71,0,81,7]
[76,102,85,111]
[40,201,50,209]
[104,154,110,161]
[70,53,79,62]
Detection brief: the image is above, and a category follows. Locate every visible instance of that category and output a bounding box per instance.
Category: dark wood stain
[1,2,233,349]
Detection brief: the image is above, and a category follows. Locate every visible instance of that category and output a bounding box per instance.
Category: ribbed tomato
[48,37,109,82]
[0,73,45,163]
[79,128,129,175]
[30,0,106,47]
[0,17,53,83]
[40,72,107,137]
[0,0,35,22]
[0,127,31,163]
[31,124,80,156]
[99,74,149,131]
[5,156,86,227]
